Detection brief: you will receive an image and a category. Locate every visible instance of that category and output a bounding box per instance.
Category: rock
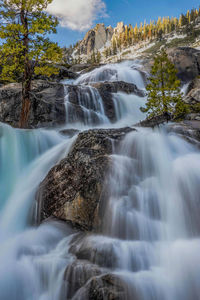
[91,81,145,97]
[166,121,200,146]
[136,113,172,128]
[80,64,105,75]
[78,24,113,56]
[65,259,102,299]
[69,234,117,269]
[69,64,91,73]
[64,82,144,124]
[59,129,80,138]
[71,274,129,300]
[185,77,200,104]
[91,81,145,122]
[167,47,200,82]
[55,65,79,80]
[0,80,66,128]
[36,127,135,230]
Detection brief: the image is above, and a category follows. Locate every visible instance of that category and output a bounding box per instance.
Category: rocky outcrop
[71,274,128,300]
[78,24,113,55]
[183,77,200,120]
[36,127,135,230]
[136,113,172,128]
[65,81,145,123]
[0,80,66,128]
[166,121,200,146]
[91,81,145,97]
[167,47,200,82]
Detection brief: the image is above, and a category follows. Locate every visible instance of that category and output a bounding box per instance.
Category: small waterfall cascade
[74,128,200,300]
[0,123,77,299]
[74,61,145,90]
[0,58,200,300]
[64,85,110,126]
[63,61,146,127]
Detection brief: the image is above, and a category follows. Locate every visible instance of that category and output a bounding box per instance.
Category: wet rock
[69,234,117,269]
[91,81,145,97]
[91,81,145,122]
[36,127,135,230]
[71,274,129,300]
[167,47,200,82]
[59,129,80,138]
[166,121,200,146]
[0,80,66,128]
[136,113,172,128]
[65,259,102,299]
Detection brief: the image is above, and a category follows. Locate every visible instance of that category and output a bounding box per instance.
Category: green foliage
[0,0,62,83]
[142,49,190,119]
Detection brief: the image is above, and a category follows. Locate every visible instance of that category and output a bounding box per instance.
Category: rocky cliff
[77,23,113,56]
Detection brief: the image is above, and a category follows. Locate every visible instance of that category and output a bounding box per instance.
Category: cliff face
[78,23,114,55]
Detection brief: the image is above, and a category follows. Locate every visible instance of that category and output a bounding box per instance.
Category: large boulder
[36,127,135,230]
[167,47,200,82]
[0,80,66,128]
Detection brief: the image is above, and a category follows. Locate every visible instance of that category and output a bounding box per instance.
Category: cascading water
[64,85,110,126]
[1,59,200,300]
[74,61,145,90]
[68,128,200,300]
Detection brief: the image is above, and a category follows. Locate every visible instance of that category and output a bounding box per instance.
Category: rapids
[0,61,199,300]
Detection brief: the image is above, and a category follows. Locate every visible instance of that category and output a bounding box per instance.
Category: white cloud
[47,0,107,31]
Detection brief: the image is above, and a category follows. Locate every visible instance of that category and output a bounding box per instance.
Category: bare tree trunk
[19,7,32,128]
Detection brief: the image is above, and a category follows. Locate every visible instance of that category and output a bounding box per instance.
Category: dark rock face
[0,80,66,128]
[91,81,145,97]
[92,81,145,122]
[36,127,135,230]
[167,47,200,82]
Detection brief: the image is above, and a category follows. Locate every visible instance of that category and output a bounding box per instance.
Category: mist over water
[0,61,200,299]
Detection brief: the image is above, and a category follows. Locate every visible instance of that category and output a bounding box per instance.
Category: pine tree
[0,0,62,128]
[142,49,189,119]
[96,51,101,64]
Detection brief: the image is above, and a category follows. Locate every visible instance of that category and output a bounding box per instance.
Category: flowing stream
[0,61,199,300]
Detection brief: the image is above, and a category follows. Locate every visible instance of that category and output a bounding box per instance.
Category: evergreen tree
[96,51,101,64]
[142,49,189,119]
[0,0,62,128]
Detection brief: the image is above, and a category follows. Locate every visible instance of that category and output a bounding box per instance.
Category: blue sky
[48,0,200,47]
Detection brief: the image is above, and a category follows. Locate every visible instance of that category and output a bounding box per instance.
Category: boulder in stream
[36,127,135,231]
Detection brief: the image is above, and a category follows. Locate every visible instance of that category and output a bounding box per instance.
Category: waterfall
[0,123,77,299]
[74,61,145,89]
[89,128,200,300]
[64,85,110,126]
[0,59,200,300]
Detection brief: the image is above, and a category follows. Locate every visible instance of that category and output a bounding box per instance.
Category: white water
[0,61,200,300]
[74,61,145,90]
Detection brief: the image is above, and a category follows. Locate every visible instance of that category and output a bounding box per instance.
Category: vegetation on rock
[142,49,189,119]
[0,0,62,128]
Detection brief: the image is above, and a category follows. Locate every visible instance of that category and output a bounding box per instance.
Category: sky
[47,0,200,47]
